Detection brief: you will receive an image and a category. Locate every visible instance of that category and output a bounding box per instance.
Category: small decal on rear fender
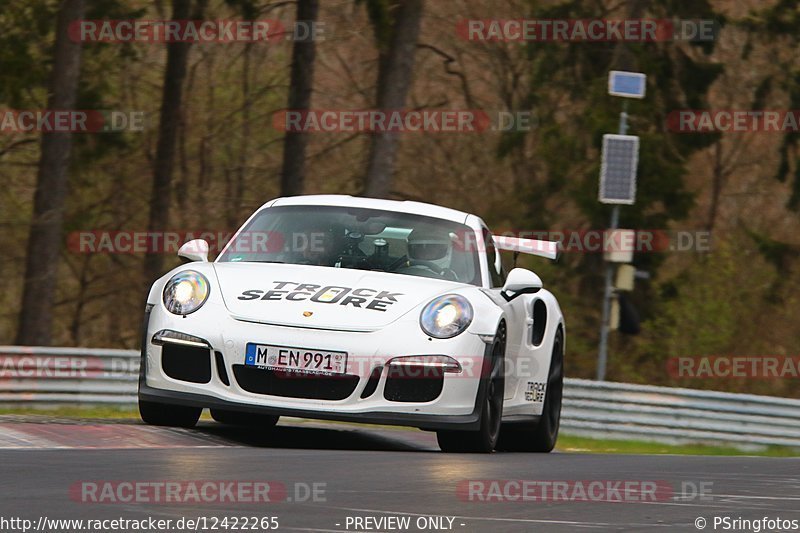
[525,381,546,403]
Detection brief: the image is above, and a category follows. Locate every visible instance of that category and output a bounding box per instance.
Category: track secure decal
[525,381,546,403]
[237,281,403,312]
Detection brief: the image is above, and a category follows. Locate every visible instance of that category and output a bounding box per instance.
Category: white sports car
[138,195,565,453]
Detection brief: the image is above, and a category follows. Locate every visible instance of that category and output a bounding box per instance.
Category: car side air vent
[532,299,547,346]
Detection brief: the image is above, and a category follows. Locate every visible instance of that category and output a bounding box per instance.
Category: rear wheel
[497,328,564,452]
[437,322,506,453]
[139,399,201,428]
[210,409,279,429]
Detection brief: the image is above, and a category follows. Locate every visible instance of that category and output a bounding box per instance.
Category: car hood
[213,262,467,331]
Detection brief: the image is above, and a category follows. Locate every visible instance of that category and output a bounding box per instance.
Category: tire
[496,328,564,452]
[437,322,506,453]
[210,409,279,429]
[139,399,202,428]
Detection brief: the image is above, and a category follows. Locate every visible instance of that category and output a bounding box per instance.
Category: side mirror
[178,239,209,263]
[501,268,542,302]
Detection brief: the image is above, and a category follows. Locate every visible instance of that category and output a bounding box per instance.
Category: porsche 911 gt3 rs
[138,195,565,453]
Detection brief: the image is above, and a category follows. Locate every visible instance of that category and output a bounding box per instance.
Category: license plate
[245,343,347,375]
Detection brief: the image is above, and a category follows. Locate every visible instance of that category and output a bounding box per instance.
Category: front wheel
[437,323,506,453]
[139,399,202,428]
[497,328,564,452]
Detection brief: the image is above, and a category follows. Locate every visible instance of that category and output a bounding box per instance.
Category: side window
[483,229,505,288]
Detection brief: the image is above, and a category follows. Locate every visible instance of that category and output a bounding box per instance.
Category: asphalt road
[1,416,799,533]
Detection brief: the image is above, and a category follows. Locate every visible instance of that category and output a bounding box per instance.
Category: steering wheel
[408,260,459,281]
[439,267,460,282]
[387,256,459,281]
[407,259,441,271]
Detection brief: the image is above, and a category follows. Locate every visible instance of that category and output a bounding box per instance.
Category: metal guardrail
[561,379,800,449]
[0,346,140,405]
[2,346,799,449]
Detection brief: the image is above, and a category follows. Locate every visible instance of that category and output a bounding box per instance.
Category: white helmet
[407,228,453,270]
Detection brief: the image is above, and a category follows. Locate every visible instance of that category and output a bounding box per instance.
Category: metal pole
[597,102,628,381]
[596,206,618,381]
[618,101,629,135]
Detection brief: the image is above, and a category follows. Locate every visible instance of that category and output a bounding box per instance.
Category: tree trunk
[280,0,320,197]
[228,42,252,228]
[15,0,85,346]
[143,0,194,282]
[364,0,424,199]
[707,142,725,232]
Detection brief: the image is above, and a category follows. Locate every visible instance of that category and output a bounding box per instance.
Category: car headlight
[162,270,210,315]
[420,294,473,339]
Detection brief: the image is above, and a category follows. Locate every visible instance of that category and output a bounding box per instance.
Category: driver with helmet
[404,228,458,280]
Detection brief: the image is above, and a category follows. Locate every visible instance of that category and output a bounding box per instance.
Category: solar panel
[599,134,638,204]
[608,71,647,99]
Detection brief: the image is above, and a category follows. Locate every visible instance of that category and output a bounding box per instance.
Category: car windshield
[217,205,482,286]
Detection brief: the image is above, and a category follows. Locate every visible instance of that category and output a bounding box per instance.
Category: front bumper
[138,383,483,430]
[139,302,490,431]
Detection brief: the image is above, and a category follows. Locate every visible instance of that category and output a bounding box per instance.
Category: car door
[480,228,525,400]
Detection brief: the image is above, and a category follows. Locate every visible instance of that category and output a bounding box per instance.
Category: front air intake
[232,365,359,400]
[161,344,212,384]
[383,364,444,403]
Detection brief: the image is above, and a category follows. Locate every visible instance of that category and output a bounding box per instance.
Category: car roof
[267,195,471,224]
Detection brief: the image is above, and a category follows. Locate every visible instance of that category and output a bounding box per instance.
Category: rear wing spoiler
[492,235,560,261]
